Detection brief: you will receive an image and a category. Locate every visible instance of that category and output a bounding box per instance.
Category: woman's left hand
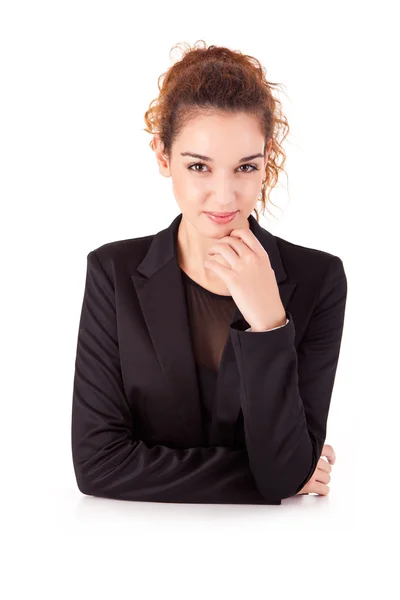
[296,444,336,496]
[204,228,287,332]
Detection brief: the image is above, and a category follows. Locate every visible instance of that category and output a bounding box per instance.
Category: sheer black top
[180,268,238,444]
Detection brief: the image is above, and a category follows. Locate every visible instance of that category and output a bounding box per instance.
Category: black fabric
[71,212,348,505]
[180,268,236,446]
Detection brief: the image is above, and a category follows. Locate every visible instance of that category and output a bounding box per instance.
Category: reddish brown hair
[143,40,290,222]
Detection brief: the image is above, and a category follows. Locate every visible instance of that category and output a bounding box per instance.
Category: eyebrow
[180,152,264,163]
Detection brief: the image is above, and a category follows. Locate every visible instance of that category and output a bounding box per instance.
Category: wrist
[249,313,288,332]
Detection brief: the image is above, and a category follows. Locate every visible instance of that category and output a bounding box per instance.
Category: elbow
[74,467,111,499]
[72,451,103,497]
[258,472,312,502]
[76,475,94,497]
[71,439,114,498]
[72,445,93,496]
[256,436,318,501]
[73,465,97,497]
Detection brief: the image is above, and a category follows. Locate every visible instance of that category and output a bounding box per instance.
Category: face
[153,111,272,237]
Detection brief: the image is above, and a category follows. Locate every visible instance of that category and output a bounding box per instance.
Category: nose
[210,176,236,207]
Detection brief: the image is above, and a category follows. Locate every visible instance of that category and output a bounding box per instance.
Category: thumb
[204,259,230,278]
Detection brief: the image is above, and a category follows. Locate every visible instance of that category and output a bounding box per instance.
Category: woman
[71,41,347,505]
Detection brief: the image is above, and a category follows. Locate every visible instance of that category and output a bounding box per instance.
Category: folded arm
[71,250,281,504]
[229,256,347,500]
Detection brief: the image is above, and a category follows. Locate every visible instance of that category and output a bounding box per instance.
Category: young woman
[71,41,347,505]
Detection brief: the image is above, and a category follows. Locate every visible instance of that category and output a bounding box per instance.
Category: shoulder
[275,234,343,265]
[87,233,155,272]
[273,234,346,288]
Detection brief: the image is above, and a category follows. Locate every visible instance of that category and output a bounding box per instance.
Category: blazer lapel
[131,212,296,447]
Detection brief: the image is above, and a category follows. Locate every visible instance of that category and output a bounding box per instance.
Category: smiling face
[154,110,272,237]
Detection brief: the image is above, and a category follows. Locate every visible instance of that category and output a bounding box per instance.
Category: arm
[71,250,281,505]
[229,256,347,500]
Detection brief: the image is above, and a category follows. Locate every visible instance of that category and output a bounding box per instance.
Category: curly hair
[143,40,290,222]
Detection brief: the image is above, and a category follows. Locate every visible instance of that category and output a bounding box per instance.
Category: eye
[187,162,259,173]
[238,164,259,173]
[188,162,208,173]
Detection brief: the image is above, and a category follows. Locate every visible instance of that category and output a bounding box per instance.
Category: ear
[153,134,171,178]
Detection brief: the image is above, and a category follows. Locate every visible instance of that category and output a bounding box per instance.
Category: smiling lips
[205,211,238,224]
[206,211,237,216]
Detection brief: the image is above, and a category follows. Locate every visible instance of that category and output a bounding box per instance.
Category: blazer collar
[136,212,287,282]
[131,212,296,446]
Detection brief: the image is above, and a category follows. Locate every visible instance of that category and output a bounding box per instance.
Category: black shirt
[180,268,238,445]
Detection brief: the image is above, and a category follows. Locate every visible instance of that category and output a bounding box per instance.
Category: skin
[296,444,336,496]
[153,110,337,496]
[153,110,272,296]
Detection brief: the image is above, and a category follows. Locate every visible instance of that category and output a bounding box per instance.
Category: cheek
[171,179,203,215]
[171,176,188,200]
[173,173,203,197]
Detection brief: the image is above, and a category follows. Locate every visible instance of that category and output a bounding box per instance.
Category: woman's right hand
[296,444,336,496]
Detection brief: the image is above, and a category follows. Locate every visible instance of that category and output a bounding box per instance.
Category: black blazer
[71,212,348,505]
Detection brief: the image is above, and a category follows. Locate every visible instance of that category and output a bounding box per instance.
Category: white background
[1,0,398,598]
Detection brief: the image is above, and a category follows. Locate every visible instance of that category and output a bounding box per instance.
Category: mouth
[205,211,238,217]
[204,211,238,224]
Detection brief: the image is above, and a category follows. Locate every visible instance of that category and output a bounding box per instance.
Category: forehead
[176,111,264,150]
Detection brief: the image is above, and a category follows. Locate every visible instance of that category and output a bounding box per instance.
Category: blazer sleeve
[71,250,282,505]
[229,256,348,500]
[245,318,289,332]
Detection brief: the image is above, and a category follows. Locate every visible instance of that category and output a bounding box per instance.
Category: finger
[321,443,336,465]
[207,244,238,267]
[229,228,264,256]
[318,457,332,474]
[204,258,231,277]
[311,482,330,496]
[314,468,331,485]
[210,237,251,258]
